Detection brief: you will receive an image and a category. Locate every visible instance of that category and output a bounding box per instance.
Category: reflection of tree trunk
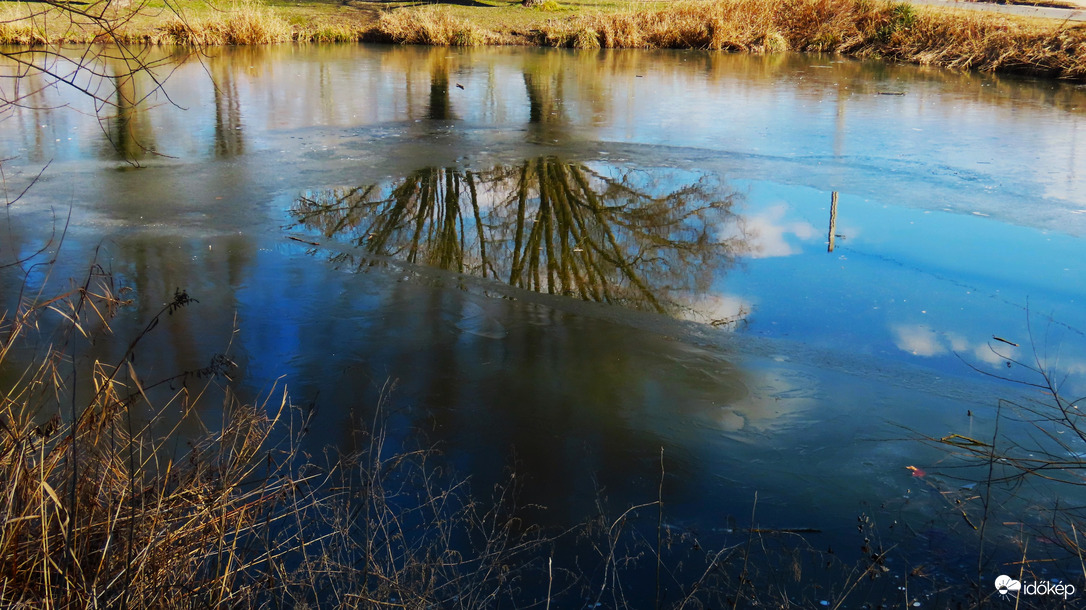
[109,74,139,160]
[524,71,544,124]
[102,59,155,161]
[509,162,527,286]
[522,62,567,142]
[515,158,663,310]
[212,61,245,158]
[428,63,452,120]
[466,172,490,279]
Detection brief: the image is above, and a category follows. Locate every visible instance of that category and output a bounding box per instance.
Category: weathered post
[828,191,838,253]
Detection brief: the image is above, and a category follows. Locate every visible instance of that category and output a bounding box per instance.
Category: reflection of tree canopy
[291,157,745,321]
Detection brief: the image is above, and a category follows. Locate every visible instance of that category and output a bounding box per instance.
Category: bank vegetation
[0,0,1085,80]
[3,254,1084,607]
[0,261,897,607]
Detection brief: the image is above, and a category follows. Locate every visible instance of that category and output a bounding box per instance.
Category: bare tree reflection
[291,158,748,324]
[211,59,245,158]
[100,56,158,162]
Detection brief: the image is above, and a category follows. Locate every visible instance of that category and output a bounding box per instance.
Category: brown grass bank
[375,0,1086,80]
[527,0,1086,78]
[364,0,1086,80]
[1,0,1085,80]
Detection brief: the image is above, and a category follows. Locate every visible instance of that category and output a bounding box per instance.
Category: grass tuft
[572,26,601,48]
[303,22,362,43]
[374,7,493,46]
[530,0,565,11]
[0,4,48,45]
[160,1,293,45]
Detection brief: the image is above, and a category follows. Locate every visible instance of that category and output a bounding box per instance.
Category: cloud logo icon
[995,575,1022,595]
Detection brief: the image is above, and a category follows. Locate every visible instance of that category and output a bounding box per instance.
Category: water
[3,44,1086,603]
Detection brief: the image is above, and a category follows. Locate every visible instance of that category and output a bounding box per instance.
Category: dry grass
[535,0,1086,78]
[0,268,307,606]
[0,1,85,45]
[0,4,49,46]
[540,0,783,50]
[2,0,1085,79]
[159,1,294,45]
[372,6,499,46]
[0,259,552,607]
[878,5,1086,76]
[348,0,1086,79]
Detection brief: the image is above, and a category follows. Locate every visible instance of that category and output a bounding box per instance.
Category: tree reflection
[291,158,748,324]
[522,54,568,142]
[100,56,158,162]
[427,57,454,121]
[211,58,245,158]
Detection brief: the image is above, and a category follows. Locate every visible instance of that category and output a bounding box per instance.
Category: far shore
[1,0,1085,81]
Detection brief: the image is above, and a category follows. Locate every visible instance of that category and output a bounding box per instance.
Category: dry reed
[373,6,494,46]
[0,266,305,606]
[0,4,49,46]
[534,0,1086,78]
[2,0,1085,79]
[159,1,294,45]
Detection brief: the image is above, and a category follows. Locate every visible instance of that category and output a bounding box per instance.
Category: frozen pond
[2,44,1086,604]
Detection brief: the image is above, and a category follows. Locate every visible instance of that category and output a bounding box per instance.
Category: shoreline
[1,0,1085,81]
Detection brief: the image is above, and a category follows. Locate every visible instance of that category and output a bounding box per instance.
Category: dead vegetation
[534,0,1086,79]
[357,0,1086,79]
[0,249,900,607]
[371,7,494,45]
[159,2,295,45]
[0,271,278,605]
[2,0,1085,79]
[0,251,541,606]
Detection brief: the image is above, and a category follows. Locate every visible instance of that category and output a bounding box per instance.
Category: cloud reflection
[892,322,1086,400]
[890,324,949,357]
[739,204,817,258]
[891,322,1026,367]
